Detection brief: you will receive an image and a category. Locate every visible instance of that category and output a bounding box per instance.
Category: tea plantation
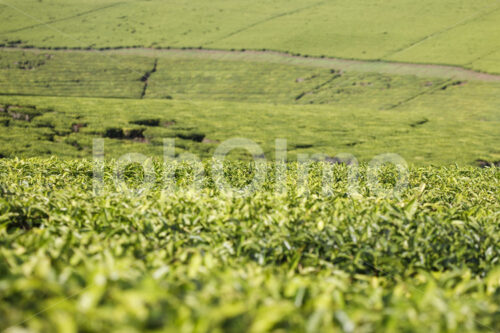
[0,159,499,332]
[0,49,499,164]
[1,0,500,73]
[0,0,499,332]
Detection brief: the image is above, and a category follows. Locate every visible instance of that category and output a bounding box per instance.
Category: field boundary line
[0,2,125,35]
[203,1,327,46]
[295,71,342,101]
[140,58,158,99]
[382,2,500,59]
[382,79,453,110]
[0,92,140,100]
[466,46,500,66]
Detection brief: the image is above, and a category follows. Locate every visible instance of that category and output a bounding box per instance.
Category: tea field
[0,159,499,332]
[0,49,499,165]
[1,0,500,73]
[0,0,499,332]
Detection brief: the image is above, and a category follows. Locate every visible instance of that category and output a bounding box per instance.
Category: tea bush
[0,158,498,332]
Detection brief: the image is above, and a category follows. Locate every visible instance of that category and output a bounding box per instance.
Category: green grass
[1,0,499,73]
[0,159,498,332]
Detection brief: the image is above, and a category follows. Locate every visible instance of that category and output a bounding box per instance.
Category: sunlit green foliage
[0,159,498,332]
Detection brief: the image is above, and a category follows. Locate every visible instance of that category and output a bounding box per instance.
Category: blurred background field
[1,0,500,73]
[0,49,499,164]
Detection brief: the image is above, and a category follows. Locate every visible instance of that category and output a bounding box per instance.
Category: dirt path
[3,46,500,82]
